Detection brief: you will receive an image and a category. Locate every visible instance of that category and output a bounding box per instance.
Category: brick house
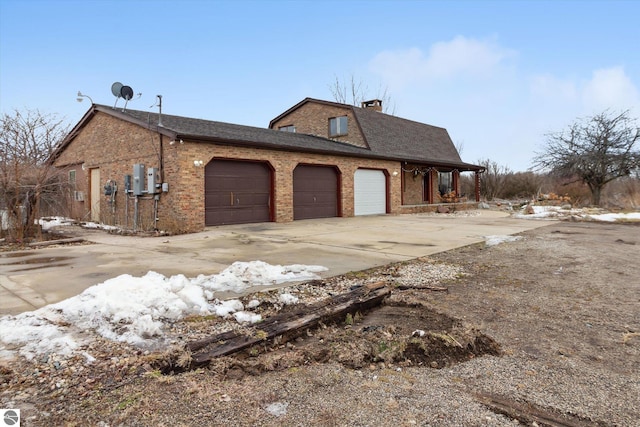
[51,98,483,233]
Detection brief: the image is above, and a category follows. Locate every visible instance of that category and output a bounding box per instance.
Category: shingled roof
[269,98,480,170]
[54,103,481,171]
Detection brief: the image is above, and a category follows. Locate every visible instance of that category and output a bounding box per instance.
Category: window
[438,172,452,195]
[329,116,348,137]
[279,125,296,132]
[69,170,76,186]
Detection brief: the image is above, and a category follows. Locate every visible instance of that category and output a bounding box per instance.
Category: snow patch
[586,212,640,222]
[279,293,299,305]
[265,402,289,417]
[0,261,327,361]
[484,235,523,247]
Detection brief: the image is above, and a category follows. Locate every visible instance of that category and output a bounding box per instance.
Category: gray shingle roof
[92,105,382,159]
[352,106,463,165]
[269,98,480,170]
[55,103,480,171]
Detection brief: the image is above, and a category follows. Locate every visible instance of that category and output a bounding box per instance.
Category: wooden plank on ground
[188,281,390,367]
[474,392,603,427]
[27,237,85,247]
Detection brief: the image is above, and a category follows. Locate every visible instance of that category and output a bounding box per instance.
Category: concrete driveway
[0,211,550,315]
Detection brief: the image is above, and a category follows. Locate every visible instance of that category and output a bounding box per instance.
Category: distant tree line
[461,161,639,209]
[463,110,640,208]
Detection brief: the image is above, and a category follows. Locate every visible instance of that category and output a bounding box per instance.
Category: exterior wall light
[76,91,94,104]
[193,160,204,167]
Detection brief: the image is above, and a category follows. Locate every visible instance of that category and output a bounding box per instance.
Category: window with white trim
[279,125,296,132]
[329,116,348,137]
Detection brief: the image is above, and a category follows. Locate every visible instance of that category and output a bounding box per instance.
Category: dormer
[269,98,369,148]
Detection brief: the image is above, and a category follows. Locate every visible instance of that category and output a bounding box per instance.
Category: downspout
[157,95,165,183]
[157,95,164,230]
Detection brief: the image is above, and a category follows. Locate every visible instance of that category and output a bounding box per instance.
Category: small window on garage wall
[69,170,76,186]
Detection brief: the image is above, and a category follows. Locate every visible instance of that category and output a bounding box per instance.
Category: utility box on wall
[132,164,145,196]
[147,167,159,194]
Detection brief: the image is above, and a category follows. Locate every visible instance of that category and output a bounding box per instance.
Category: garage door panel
[293,165,339,220]
[205,160,271,226]
[354,169,386,216]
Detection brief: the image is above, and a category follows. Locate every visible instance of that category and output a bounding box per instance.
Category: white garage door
[354,169,386,215]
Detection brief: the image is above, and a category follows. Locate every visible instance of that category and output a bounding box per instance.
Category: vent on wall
[74,191,85,202]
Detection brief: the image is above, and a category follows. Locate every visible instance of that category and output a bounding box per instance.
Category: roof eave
[49,105,177,165]
[93,105,177,139]
[177,134,482,170]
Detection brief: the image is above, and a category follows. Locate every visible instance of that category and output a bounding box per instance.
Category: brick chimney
[361,99,383,112]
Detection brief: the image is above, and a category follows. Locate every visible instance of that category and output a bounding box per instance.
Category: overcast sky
[1,0,638,172]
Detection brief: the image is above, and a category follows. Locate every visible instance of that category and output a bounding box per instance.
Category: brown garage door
[293,165,339,220]
[205,160,272,226]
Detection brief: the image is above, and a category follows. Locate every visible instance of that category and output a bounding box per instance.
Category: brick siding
[270,102,369,148]
[54,113,403,233]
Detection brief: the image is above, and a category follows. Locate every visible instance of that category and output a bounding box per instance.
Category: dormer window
[329,116,348,137]
[279,125,296,132]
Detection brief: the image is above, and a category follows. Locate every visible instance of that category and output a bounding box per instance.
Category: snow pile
[0,261,327,361]
[513,205,578,219]
[38,216,76,230]
[38,216,119,231]
[585,212,640,222]
[513,206,640,222]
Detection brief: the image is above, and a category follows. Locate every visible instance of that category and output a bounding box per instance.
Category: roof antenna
[157,95,163,127]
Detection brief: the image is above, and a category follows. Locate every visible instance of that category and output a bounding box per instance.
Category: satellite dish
[111,82,123,98]
[120,85,134,100]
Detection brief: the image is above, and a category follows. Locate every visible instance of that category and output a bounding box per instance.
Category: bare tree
[329,74,396,114]
[533,110,640,206]
[0,109,69,241]
[477,158,511,201]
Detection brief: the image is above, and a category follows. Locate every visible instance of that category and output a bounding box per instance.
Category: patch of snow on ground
[484,235,523,247]
[233,311,262,324]
[265,402,289,417]
[586,212,640,222]
[513,206,640,222]
[38,216,119,231]
[279,293,299,305]
[0,261,327,361]
[513,205,575,219]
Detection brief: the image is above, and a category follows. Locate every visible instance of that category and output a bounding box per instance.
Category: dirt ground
[1,220,639,426]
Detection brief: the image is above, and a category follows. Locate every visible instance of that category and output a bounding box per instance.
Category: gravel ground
[1,220,639,426]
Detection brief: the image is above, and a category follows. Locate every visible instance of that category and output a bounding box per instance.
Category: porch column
[452,170,460,197]
[427,169,436,204]
[475,171,481,202]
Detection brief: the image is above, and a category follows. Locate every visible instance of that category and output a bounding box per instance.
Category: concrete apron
[0,211,551,316]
